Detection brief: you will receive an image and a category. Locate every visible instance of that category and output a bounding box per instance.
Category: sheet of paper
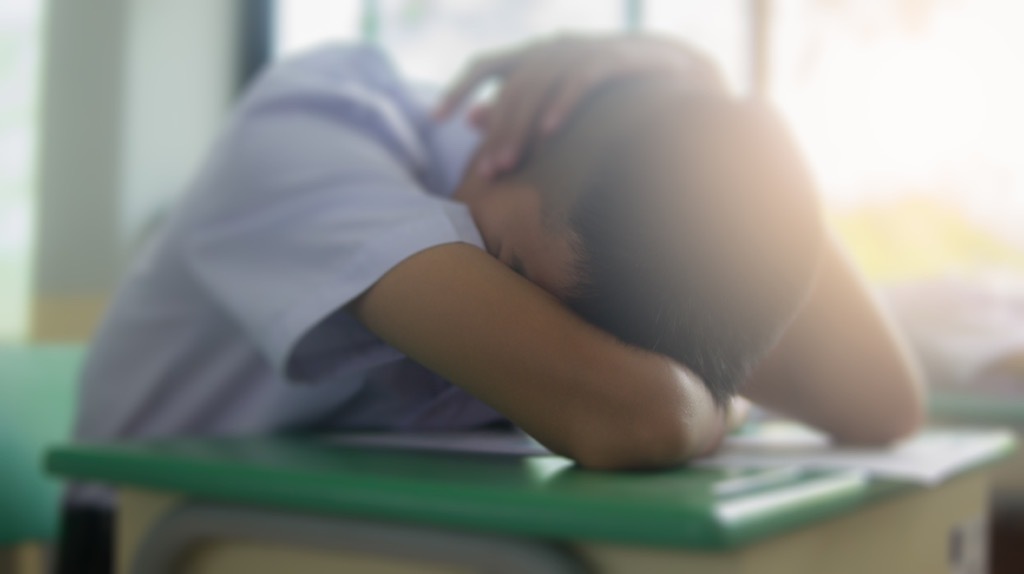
[329,431,550,456]
[697,424,1016,485]
[328,425,1016,485]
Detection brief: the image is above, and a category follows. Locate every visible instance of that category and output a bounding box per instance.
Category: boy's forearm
[351,242,723,469]
[563,354,726,469]
[742,235,925,444]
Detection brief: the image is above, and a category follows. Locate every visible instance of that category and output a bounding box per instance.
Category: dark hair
[517,80,824,406]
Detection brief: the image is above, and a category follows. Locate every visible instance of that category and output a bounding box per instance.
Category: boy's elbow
[566,411,693,471]
[874,394,926,445]
[562,359,723,470]
[877,366,927,443]
[838,380,926,446]
[839,412,920,447]
[547,352,719,471]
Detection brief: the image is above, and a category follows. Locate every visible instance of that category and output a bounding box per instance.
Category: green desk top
[45,436,925,550]
[929,391,1024,426]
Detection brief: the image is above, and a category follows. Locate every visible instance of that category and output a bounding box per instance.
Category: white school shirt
[73,45,508,484]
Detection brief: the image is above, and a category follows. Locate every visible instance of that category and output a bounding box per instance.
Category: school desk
[46,432,1010,574]
[929,391,1024,500]
[929,391,1024,573]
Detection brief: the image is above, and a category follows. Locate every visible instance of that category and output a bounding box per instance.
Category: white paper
[328,425,1016,486]
[695,424,1016,486]
[329,431,549,456]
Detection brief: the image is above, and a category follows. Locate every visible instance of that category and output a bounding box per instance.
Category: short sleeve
[178,67,484,382]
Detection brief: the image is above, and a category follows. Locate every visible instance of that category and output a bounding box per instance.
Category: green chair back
[0,345,85,545]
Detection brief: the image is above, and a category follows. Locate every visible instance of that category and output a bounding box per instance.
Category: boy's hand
[434,34,724,178]
[727,396,752,433]
[694,396,749,458]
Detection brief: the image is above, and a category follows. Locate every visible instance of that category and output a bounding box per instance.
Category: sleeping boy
[59,35,923,574]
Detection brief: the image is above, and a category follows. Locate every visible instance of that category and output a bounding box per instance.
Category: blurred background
[2,2,1024,570]
[2,0,1023,361]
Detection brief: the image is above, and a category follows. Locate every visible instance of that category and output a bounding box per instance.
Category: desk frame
[123,491,586,574]
[118,470,992,574]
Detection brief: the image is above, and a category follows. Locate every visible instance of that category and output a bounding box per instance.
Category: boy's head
[455,79,824,405]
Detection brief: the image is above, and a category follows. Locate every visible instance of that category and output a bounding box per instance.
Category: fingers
[539,60,626,136]
[480,44,661,177]
[434,51,513,120]
[469,39,592,177]
[474,78,540,177]
[537,41,717,136]
[696,408,729,458]
[447,35,729,179]
[468,104,491,129]
[439,36,597,177]
[475,55,575,176]
[727,396,752,432]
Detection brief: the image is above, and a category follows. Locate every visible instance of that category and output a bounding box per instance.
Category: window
[770,0,1024,282]
[266,0,1023,283]
[645,0,750,93]
[271,1,751,89]
[0,0,44,340]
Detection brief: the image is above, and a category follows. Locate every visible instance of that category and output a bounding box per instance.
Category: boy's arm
[741,235,926,444]
[350,242,726,469]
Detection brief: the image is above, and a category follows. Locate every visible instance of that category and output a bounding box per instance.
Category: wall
[31,0,242,341]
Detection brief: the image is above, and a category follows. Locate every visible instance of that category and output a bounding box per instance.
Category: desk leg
[119,489,588,574]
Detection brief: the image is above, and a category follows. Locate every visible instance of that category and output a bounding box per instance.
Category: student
[58,35,923,574]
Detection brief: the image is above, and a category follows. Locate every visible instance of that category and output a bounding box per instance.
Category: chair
[0,345,85,573]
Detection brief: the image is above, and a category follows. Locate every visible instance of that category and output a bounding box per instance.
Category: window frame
[237,1,768,96]
[237,0,276,92]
